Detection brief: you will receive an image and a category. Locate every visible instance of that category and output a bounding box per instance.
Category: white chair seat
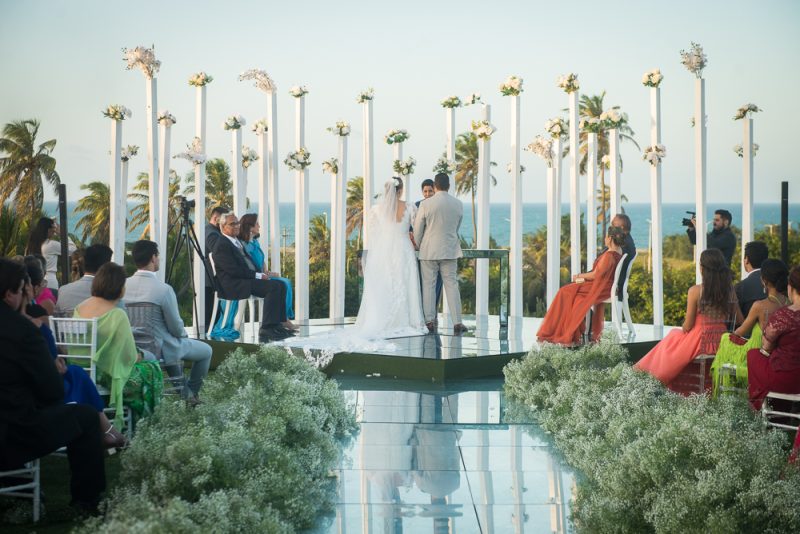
[586,252,636,340]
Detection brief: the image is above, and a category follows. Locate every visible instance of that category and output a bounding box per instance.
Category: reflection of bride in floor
[277,177,427,354]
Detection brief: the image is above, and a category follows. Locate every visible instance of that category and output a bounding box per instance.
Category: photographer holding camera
[685,209,736,266]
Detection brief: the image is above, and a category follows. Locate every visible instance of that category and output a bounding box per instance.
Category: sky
[1,0,799,208]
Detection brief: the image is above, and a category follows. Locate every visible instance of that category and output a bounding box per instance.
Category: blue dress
[244,238,294,320]
[40,323,105,412]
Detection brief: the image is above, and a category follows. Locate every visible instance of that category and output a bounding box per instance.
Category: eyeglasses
[226,221,241,227]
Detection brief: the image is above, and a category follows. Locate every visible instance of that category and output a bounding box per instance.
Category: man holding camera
[686,209,736,267]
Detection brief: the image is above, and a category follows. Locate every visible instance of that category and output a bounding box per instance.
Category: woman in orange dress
[635,248,743,385]
[536,227,625,345]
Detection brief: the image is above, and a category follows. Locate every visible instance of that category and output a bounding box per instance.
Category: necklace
[767,294,788,305]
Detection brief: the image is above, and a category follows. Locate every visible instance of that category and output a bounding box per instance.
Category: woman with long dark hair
[635,248,743,385]
[25,216,75,289]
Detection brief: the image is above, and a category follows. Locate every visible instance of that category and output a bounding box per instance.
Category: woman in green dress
[74,263,162,427]
[712,259,790,397]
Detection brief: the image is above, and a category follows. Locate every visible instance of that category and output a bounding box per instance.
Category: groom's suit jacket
[413,191,463,260]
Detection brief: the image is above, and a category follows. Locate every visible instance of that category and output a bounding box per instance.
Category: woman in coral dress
[635,249,743,385]
[536,227,625,346]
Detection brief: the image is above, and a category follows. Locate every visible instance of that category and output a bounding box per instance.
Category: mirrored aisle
[309,379,575,534]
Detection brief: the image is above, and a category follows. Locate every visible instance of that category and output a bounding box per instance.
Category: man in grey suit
[55,244,113,315]
[413,173,467,334]
[125,240,212,402]
[736,241,769,317]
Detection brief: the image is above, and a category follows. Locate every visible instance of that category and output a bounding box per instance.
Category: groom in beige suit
[413,173,467,334]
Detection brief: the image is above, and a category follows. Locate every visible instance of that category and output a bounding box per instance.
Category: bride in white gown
[280,177,427,353]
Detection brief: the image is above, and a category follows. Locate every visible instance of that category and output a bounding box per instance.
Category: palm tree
[128,170,183,239]
[0,119,60,215]
[346,176,365,249]
[309,213,330,261]
[453,132,497,245]
[74,181,111,245]
[184,158,234,220]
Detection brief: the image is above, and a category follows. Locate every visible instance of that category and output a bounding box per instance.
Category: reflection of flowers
[327,121,351,136]
[393,157,416,176]
[241,146,259,169]
[733,103,762,120]
[507,163,526,174]
[102,104,132,121]
[356,88,374,103]
[579,117,602,133]
[174,137,206,166]
[499,75,523,96]
[545,118,567,140]
[600,108,627,129]
[122,45,160,78]
[557,73,580,93]
[601,154,612,169]
[441,96,462,108]
[464,92,482,106]
[157,110,176,126]
[284,148,311,171]
[223,115,246,130]
[524,136,553,168]
[472,120,496,140]
[289,85,309,98]
[680,42,707,78]
[238,69,276,92]
[251,119,269,135]
[322,157,338,175]
[120,145,139,163]
[385,129,409,145]
[643,144,667,166]
[188,72,213,87]
[734,143,759,157]
[432,157,457,174]
[641,69,664,88]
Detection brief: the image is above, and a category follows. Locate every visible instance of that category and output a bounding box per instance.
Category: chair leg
[32,460,40,522]
[612,300,623,338]
[206,298,220,336]
[622,296,635,334]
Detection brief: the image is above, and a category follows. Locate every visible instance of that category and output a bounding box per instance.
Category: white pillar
[257,129,270,267]
[393,143,404,200]
[568,91,581,277]
[109,120,124,263]
[475,104,491,317]
[694,78,707,283]
[193,85,207,335]
[157,121,171,282]
[650,87,664,327]
[509,96,522,318]
[330,136,347,320]
[546,139,563,307]
[443,107,456,320]
[586,133,598,267]
[608,128,620,218]
[294,96,309,322]
[231,128,244,216]
[266,92,281,274]
[145,78,160,242]
[741,118,754,279]
[362,100,374,249]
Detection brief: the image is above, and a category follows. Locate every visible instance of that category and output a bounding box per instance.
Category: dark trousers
[0,404,106,505]
[252,278,288,327]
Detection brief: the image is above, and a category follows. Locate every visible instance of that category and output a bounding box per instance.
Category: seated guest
[747,265,800,410]
[205,206,229,328]
[0,258,106,513]
[74,263,163,427]
[610,214,636,301]
[635,249,743,385]
[238,213,297,331]
[211,213,291,342]
[712,259,790,397]
[124,240,212,403]
[24,255,56,316]
[536,227,625,345]
[56,244,113,315]
[736,241,769,317]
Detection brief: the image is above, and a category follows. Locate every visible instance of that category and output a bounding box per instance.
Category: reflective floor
[308,379,575,534]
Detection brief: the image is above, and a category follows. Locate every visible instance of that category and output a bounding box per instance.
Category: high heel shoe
[103,426,129,450]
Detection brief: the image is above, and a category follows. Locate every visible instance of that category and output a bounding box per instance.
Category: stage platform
[195,315,675,382]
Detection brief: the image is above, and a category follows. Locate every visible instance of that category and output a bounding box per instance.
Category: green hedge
[503,338,800,533]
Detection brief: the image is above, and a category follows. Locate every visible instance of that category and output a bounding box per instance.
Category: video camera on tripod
[681,211,696,228]
[178,196,196,219]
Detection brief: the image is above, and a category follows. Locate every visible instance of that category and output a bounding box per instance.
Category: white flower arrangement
[174,137,206,166]
[499,75,524,96]
[507,163,526,174]
[322,157,338,175]
[241,146,259,169]
[102,104,132,121]
[385,129,410,145]
[251,118,269,135]
[188,71,213,87]
[432,157,457,174]
[733,143,760,157]
[471,120,496,140]
[393,157,416,176]
[600,108,626,129]
[157,110,176,126]
[440,95,462,108]
[643,144,667,166]
[733,103,762,120]
[356,88,374,103]
[601,154,612,169]
[680,41,707,78]
[464,92,482,106]
[120,145,139,163]
[524,136,554,168]
[545,118,567,140]
[284,148,311,171]
[223,115,246,130]
[557,73,580,93]
[238,69,276,93]
[642,69,664,88]
[289,85,309,98]
[579,117,603,133]
[122,45,160,78]
[327,121,351,136]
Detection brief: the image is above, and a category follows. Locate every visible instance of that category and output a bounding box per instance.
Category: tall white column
[193,85,207,335]
[145,78,160,242]
[157,120,172,282]
[694,78,707,283]
[361,100,374,249]
[546,139,563,307]
[509,96,522,318]
[568,91,581,276]
[741,118,754,279]
[256,127,270,267]
[445,108,456,161]
[475,104,491,317]
[266,91,281,274]
[331,136,348,320]
[650,87,664,327]
[393,143,404,200]
[294,96,309,322]
[231,128,244,216]
[109,121,124,262]
[608,128,620,218]
[586,132,598,267]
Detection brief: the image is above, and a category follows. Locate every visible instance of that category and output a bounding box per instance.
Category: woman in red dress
[635,249,742,385]
[536,226,625,346]
[747,265,800,410]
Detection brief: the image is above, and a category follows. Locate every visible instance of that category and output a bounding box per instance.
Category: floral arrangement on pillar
[680,42,707,78]
[322,157,338,175]
[545,118,567,140]
[122,45,160,77]
[733,103,762,120]
[157,110,176,126]
[356,87,374,103]
[288,85,309,98]
[223,115,246,130]
[102,104,132,121]
[238,69,276,92]
[392,157,416,176]
[579,117,602,133]
[175,137,207,166]
[599,108,627,129]
[384,129,410,145]
[471,120,496,140]
[556,73,580,93]
[327,121,351,137]
[642,69,664,88]
[241,146,259,169]
[643,144,667,166]
[440,95,462,108]
[251,118,269,135]
[121,145,139,162]
[734,143,759,157]
[464,92,482,106]
[525,136,554,167]
[284,148,311,171]
[432,157,457,174]
[499,75,523,96]
[188,71,213,87]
